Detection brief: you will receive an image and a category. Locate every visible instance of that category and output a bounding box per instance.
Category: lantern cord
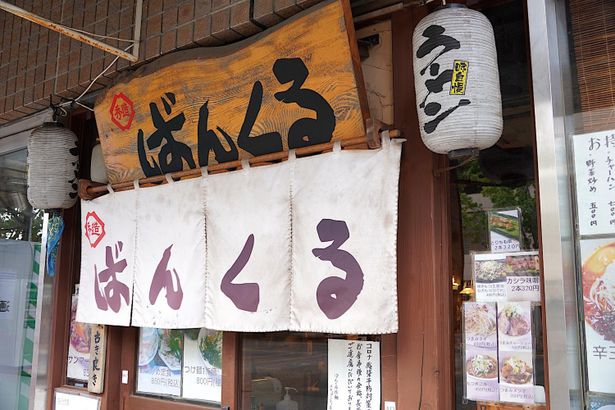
[433,154,476,176]
[58,44,135,113]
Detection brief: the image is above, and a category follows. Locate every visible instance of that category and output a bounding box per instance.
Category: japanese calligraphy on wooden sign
[573,130,615,236]
[88,324,106,394]
[94,0,368,184]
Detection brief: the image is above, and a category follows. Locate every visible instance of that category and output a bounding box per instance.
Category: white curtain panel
[205,162,292,331]
[131,177,207,328]
[290,139,402,334]
[77,189,137,326]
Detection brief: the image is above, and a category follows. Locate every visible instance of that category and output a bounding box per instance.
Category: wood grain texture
[392,6,454,410]
[95,0,368,184]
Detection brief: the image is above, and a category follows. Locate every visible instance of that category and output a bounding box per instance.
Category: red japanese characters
[109,92,135,131]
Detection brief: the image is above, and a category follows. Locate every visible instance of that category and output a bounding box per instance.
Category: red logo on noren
[84,211,106,248]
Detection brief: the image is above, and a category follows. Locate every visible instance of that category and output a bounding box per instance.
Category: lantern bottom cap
[447,147,480,160]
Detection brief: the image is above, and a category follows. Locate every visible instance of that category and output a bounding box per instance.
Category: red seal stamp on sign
[109,92,135,131]
[85,211,106,248]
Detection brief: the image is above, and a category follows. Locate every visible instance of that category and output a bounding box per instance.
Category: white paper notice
[182,328,222,403]
[327,339,380,410]
[54,390,100,410]
[580,238,615,394]
[573,130,615,236]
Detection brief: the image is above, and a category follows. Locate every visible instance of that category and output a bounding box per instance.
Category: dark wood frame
[45,5,455,410]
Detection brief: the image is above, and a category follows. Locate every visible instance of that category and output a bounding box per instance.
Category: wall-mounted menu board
[573,130,615,236]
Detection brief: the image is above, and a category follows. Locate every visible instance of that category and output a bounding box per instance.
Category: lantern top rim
[40,121,65,128]
[435,3,467,11]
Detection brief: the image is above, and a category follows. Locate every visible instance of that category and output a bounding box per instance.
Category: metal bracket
[0,0,142,62]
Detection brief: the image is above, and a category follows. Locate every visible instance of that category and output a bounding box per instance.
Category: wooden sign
[95,0,368,184]
[87,324,106,394]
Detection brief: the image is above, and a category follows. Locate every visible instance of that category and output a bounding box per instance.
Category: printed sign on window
[463,302,499,402]
[182,328,222,402]
[327,339,380,410]
[580,238,615,394]
[488,208,522,253]
[132,177,207,329]
[497,301,535,404]
[136,328,182,397]
[77,189,137,326]
[573,130,615,236]
[67,291,91,382]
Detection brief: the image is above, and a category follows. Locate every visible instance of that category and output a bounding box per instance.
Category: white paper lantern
[412,4,502,155]
[27,122,79,209]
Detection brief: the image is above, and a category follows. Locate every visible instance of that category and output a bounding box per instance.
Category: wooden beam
[392,5,454,409]
[0,0,138,62]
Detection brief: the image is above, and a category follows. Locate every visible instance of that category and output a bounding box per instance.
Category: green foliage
[456,159,538,250]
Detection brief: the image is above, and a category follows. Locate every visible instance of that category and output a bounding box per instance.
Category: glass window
[0,148,43,410]
[556,0,615,406]
[450,0,546,408]
[240,333,373,410]
[0,149,42,242]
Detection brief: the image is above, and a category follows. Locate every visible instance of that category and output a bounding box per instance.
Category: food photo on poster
[580,238,615,394]
[67,288,91,383]
[589,393,615,409]
[497,301,535,404]
[136,328,182,397]
[487,208,522,252]
[182,328,222,403]
[503,252,541,302]
[463,302,499,401]
[473,253,508,302]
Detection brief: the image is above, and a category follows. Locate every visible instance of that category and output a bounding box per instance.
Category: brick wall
[0,0,320,124]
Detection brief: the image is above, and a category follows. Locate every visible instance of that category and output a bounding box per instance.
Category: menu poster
[497,302,534,404]
[473,253,508,302]
[580,238,615,394]
[573,130,615,236]
[182,329,222,402]
[463,302,499,401]
[498,351,534,404]
[67,292,91,382]
[498,302,533,352]
[136,328,182,397]
[504,252,541,303]
[588,393,615,409]
[488,209,522,252]
[327,339,381,410]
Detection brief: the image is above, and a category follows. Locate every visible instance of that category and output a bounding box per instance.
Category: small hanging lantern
[412,4,502,156]
[27,120,79,209]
